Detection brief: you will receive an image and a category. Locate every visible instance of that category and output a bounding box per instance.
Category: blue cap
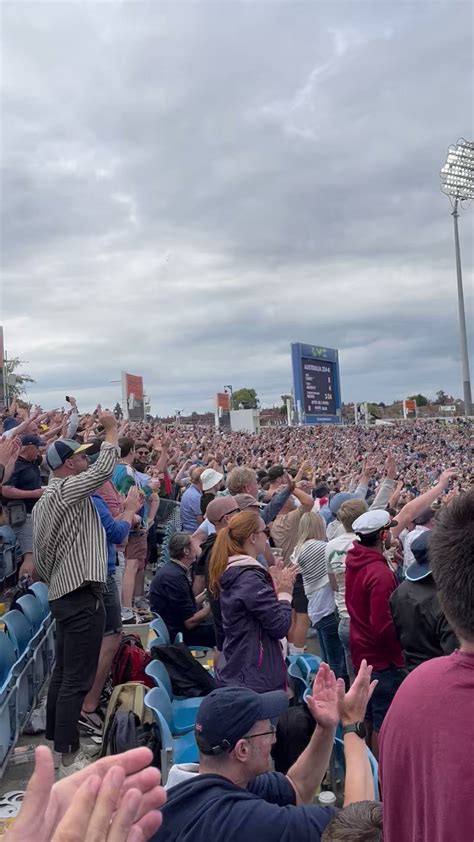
[195,686,288,755]
[330,492,360,515]
[406,531,432,581]
[21,434,44,447]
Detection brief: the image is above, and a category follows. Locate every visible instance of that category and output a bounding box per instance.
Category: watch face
[355,721,367,739]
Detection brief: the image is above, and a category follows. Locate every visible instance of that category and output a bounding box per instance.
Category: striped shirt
[293,539,328,597]
[32,443,119,600]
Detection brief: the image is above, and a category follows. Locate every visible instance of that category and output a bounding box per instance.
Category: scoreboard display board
[291,343,342,424]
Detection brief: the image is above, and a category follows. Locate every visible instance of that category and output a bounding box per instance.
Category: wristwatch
[342,721,367,739]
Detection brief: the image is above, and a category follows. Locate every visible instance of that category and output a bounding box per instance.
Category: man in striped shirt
[33,412,119,777]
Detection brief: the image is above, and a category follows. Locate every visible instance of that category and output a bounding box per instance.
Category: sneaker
[58,749,91,779]
[79,709,104,735]
[133,596,150,611]
[123,611,151,625]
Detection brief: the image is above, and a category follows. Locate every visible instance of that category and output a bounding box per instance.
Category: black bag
[271,702,316,774]
[151,643,216,698]
[107,711,162,768]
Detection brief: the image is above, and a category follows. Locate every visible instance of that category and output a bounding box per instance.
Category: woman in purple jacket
[208,511,298,693]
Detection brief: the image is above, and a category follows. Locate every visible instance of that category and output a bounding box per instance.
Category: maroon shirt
[379,651,474,842]
[345,541,404,671]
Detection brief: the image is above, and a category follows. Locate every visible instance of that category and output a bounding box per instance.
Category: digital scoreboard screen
[301,358,336,416]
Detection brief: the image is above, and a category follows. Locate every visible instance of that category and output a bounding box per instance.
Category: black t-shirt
[153,771,335,841]
[3,457,42,514]
[149,561,196,641]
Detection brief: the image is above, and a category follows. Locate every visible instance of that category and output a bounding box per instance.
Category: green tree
[435,390,448,405]
[232,387,258,409]
[4,357,35,400]
[407,393,429,407]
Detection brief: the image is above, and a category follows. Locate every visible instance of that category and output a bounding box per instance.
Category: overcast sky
[1,0,473,416]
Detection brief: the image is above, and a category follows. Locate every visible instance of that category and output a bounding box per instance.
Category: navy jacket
[152,772,334,842]
[215,556,291,692]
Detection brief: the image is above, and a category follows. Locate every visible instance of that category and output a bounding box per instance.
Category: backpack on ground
[151,643,216,698]
[100,681,161,766]
[111,633,154,687]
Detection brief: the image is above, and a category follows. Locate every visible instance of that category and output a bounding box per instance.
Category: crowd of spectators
[0,396,472,841]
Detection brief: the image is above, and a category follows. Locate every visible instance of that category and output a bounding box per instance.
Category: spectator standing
[345,509,405,756]
[325,499,368,681]
[180,466,205,532]
[32,413,119,776]
[2,433,45,578]
[380,489,474,842]
[209,511,296,692]
[390,529,458,671]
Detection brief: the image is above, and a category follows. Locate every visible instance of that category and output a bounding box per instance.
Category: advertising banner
[121,372,145,421]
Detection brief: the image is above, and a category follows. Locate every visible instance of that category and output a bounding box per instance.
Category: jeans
[46,585,105,753]
[338,616,355,682]
[314,611,347,681]
[366,665,406,731]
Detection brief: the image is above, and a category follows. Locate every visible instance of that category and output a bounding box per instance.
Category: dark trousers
[315,611,348,681]
[183,622,216,648]
[46,585,105,753]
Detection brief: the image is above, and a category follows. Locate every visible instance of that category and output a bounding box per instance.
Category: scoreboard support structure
[291,343,342,425]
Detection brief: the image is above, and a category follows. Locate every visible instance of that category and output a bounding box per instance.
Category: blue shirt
[92,495,131,576]
[153,771,335,841]
[180,484,202,532]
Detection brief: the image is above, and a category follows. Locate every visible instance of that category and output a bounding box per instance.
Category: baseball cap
[352,509,398,535]
[234,493,264,512]
[206,496,239,525]
[46,438,93,470]
[195,686,288,755]
[201,468,224,492]
[21,434,44,447]
[406,531,432,581]
[330,491,360,515]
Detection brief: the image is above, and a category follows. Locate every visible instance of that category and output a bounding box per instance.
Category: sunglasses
[219,507,240,522]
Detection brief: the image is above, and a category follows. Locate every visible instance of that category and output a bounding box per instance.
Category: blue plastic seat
[334,736,379,798]
[144,677,198,735]
[145,661,202,729]
[0,634,16,691]
[287,661,309,703]
[16,595,44,636]
[28,583,50,620]
[2,611,32,659]
[144,687,198,784]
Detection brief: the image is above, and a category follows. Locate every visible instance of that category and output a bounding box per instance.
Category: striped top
[293,539,328,597]
[33,443,119,600]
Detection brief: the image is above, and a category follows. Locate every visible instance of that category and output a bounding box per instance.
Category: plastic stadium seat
[287,661,309,704]
[144,687,198,784]
[150,616,171,644]
[0,635,16,690]
[2,611,31,659]
[145,661,202,731]
[28,583,50,620]
[16,595,44,636]
[144,677,198,735]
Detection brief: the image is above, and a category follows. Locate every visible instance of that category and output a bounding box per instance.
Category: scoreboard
[291,343,342,424]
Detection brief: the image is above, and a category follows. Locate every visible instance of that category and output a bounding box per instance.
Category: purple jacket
[215,556,291,693]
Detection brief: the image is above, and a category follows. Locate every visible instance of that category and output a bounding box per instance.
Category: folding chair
[144,687,198,785]
[145,662,202,730]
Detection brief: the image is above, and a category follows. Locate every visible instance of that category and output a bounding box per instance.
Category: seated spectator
[380,489,474,842]
[345,510,406,756]
[154,661,377,841]
[321,801,383,841]
[390,530,458,671]
[209,510,296,691]
[149,532,216,648]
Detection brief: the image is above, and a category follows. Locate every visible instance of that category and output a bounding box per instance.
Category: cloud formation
[2,1,473,414]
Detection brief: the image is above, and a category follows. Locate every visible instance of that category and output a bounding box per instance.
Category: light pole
[440,139,474,417]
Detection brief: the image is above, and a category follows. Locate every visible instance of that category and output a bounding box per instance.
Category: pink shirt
[379,650,474,842]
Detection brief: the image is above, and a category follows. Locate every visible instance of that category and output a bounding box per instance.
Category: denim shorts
[103,575,122,636]
[366,665,406,731]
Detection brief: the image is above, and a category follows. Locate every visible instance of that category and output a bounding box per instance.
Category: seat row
[0,582,55,778]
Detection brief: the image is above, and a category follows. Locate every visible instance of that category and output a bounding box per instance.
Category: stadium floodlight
[440,139,474,417]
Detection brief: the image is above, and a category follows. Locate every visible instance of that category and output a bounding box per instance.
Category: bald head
[206,496,239,529]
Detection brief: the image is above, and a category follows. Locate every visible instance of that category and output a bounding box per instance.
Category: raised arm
[392,468,457,538]
[60,413,119,505]
[262,474,294,524]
